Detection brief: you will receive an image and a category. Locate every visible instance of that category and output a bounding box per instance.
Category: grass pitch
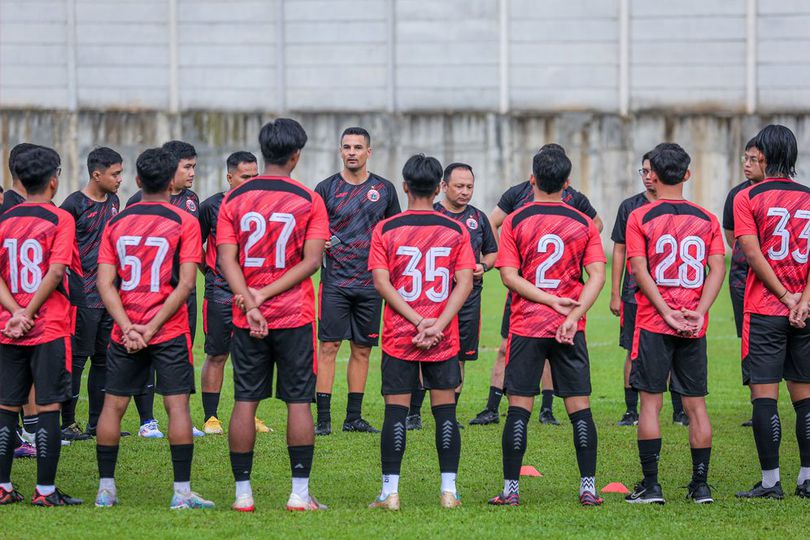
[2,266,806,539]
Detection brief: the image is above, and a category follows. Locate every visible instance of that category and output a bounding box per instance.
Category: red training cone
[519,465,543,477]
[601,482,630,494]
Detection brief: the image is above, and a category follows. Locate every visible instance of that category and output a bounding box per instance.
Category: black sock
[502,406,531,482]
[87,358,106,428]
[671,391,683,414]
[134,387,155,425]
[690,447,711,483]
[170,444,193,483]
[230,451,253,481]
[62,355,86,427]
[541,389,554,412]
[752,398,781,470]
[638,438,662,486]
[96,444,119,479]
[36,411,62,486]
[0,409,17,484]
[23,415,38,435]
[794,398,810,470]
[288,445,314,478]
[624,387,638,413]
[201,392,220,421]
[486,386,503,412]
[316,393,331,424]
[454,392,461,405]
[569,408,597,478]
[381,404,408,475]
[346,392,364,422]
[432,404,461,474]
[409,388,426,416]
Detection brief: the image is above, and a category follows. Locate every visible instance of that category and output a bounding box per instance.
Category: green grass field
[3,265,807,539]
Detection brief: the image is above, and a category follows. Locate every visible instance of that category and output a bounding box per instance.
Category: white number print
[2,238,43,293]
[240,211,296,269]
[395,246,451,303]
[116,235,170,292]
[534,234,564,289]
[767,207,810,263]
[654,234,706,289]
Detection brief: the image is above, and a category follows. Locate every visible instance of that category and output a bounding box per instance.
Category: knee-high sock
[502,406,530,494]
[752,398,781,471]
[381,405,408,476]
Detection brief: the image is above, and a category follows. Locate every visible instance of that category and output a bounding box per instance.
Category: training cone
[520,465,543,477]
[601,482,630,494]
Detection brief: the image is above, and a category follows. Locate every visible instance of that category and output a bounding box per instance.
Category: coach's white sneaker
[285,492,327,511]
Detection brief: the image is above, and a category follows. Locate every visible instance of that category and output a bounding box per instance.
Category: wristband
[416,317,424,327]
[779,290,789,300]
[481,262,489,273]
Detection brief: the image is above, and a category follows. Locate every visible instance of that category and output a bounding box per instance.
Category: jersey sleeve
[708,217,726,256]
[97,223,116,265]
[456,228,477,270]
[583,221,607,266]
[59,193,80,222]
[314,179,328,203]
[367,223,388,271]
[572,190,598,219]
[496,186,517,214]
[385,183,401,218]
[625,210,646,259]
[733,189,757,238]
[494,217,520,268]
[179,215,203,264]
[216,199,237,246]
[480,211,498,255]
[125,191,141,208]
[50,214,76,265]
[305,194,331,241]
[198,201,212,244]
[722,188,736,231]
[611,201,629,244]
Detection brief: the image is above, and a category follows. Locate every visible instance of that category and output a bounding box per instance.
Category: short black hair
[226,151,257,172]
[136,147,178,194]
[162,140,197,161]
[87,146,123,176]
[443,162,474,183]
[9,143,40,180]
[340,127,371,146]
[14,146,61,195]
[649,143,691,185]
[532,150,571,194]
[744,136,759,152]
[752,124,797,178]
[538,143,566,155]
[258,118,308,166]
[403,154,442,197]
[641,150,653,163]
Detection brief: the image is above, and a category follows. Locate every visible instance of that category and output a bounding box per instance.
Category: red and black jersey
[127,188,200,218]
[60,191,120,309]
[98,201,202,345]
[0,189,25,215]
[497,181,598,219]
[723,180,753,291]
[496,202,605,339]
[217,176,330,330]
[734,178,810,317]
[199,191,231,305]
[611,192,652,304]
[0,203,79,345]
[315,173,400,289]
[368,210,476,362]
[433,202,497,289]
[626,199,725,337]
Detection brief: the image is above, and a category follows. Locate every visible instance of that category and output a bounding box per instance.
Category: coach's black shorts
[500,294,512,339]
[318,285,382,347]
[619,301,637,351]
[742,313,810,385]
[630,329,707,396]
[203,299,233,356]
[0,337,72,406]
[187,289,198,344]
[458,287,482,361]
[231,324,316,403]
[730,285,745,339]
[106,334,195,397]
[73,307,113,357]
[380,353,461,395]
[504,332,591,398]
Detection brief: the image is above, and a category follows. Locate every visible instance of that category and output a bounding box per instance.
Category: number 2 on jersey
[240,211,296,268]
[654,235,705,288]
[535,234,564,288]
[396,246,451,302]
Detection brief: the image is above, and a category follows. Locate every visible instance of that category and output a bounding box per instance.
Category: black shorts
[730,286,744,339]
[231,324,316,403]
[742,313,810,385]
[380,353,461,395]
[187,290,198,344]
[106,334,195,397]
[630,328,707,396]
[73,307,113,357]
[504,332,591,398]
[458,287,482,361]
[619,301,637,351]
[0,337,72,406]
[203,299,233,356]
[500,295,511,339]
[318,285,382,347]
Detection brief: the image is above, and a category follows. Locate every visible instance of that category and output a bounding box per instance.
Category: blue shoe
[170,491,215,510]
[95,488,118,508]
[138,420,164,439]
[192,426,205,438]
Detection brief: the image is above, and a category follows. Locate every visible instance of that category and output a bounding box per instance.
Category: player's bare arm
[251,237,325,305]
[489,206,507,237]
[474,252,498,280]
[415,267,474,349]
[217,242,267,338]
[499,266,581,316]
[629,255,692,334]
[131,261,197,344]
[96,262,146,351]
[610,242,626,316]
[371,267,428,328]
[790,269,810,327]
[738,234,800,309]
[557,260,606,344]
[0,276,34,338]
[723,228,735,249]
[593,215,604,233]
[21,262,66,321]
[681,254,726,331]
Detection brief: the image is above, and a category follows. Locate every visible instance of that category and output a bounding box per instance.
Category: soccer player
[488,148,605,507]
[0,145,82,506]
[314,127,400,435]
[94,147,212,509]
[734,125,810,500]
[624,143,725,505]
[610,152,656,426]
[470,143,602,426]
[367,154,474,511]
[723,138,766,428]
[59,147,123,441]
[127,140,202,439]
[405,162,497,431]
[0,143,35,213]
[199,151,268,434]
[218,118,329,512]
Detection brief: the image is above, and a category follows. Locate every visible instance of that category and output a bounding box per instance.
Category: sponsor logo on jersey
[466,217,479,230]
[367,189,380,202]
[186,200,197,212]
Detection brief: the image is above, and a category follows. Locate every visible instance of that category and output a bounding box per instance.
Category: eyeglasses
[741,155,760,165]
[55,167,62,177]
[637,168,650,177]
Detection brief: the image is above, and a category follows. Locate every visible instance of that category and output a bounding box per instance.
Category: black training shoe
[795,480,810,498]
[83,425,131,438]
[617,411,639,426]
[405,414,422,431]
[61,423,91,441]
[469,409,499,425]
[625,481,666,504]
[343,418,380,433]
[31,487,83,506]
[0,485,24,505]
[741,418,753,427]
[314,420,331,436]
[735,481,784,500]
[539,408,560,426]
[686,481,714,504]
[672,411,690,426]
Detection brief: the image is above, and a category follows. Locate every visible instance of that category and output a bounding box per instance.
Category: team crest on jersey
[367,188,380,202]
[186,200,197,212]
[466,217,479,230]
[111,207,118,216]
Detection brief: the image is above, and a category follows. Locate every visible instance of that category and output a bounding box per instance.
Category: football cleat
[314,420,331,436]
[795,480,810,498]
[686,481,714,504]
[20,430,35,446]
[735,481,784,500]
[405,414,422,431]
[84,425,130,437]
[31,487,83,506]
[672,411,690,426]
[343,418,380,433]
[232,493,255,512]
[203,416,224,435]
[286,493,327,511]
[440,491,462,508]
[617,411,639,426]
[539,408,560,426]
[469,409,499,425]
[255,417,272,433]
[368,492,400,511]
[0,485,24,505]
[61,423,92,441]
[170,491,215,510]
[94,488,118,508]
[192,426,205,438]
[488,492,520,506]
[579,491,604,506]
[14,441,36,459]
[741,418,753,427]
[625,481,665,504]
[138,419,164,439]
